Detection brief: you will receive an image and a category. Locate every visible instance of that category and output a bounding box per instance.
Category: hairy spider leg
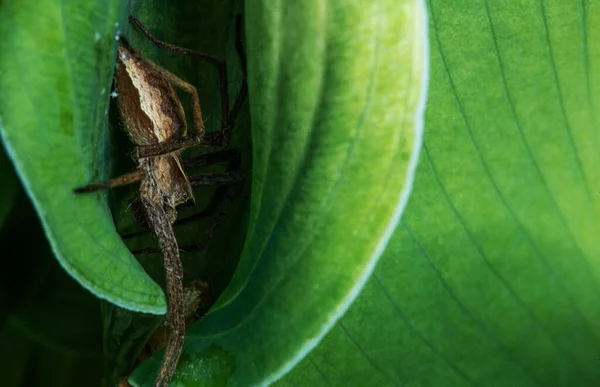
[73,170,144,193]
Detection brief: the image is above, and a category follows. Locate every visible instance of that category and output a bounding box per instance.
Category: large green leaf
[276,0,600,385]
[130,0,427,385]
[0,0,166,313]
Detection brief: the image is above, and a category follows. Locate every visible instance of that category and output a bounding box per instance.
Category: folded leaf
[131,0,428,384]
[0,0,166,313]
[277,0,600,385]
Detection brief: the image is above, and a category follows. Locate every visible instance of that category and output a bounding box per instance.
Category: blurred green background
[0,148,104,387]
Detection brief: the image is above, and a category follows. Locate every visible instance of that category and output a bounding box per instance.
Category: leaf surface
[0,0,166,313]
[276,0,600,385]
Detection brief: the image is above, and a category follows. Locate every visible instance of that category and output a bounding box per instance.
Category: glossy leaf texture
[275,0,600,385]
[130,0,427,385]
[0,1,166,313]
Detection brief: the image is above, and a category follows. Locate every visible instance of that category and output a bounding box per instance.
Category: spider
[74,15,248,387]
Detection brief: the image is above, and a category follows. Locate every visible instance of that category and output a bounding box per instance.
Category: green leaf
[275,0,600,385]
[130,0,427,385]
[0,1,166,313]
